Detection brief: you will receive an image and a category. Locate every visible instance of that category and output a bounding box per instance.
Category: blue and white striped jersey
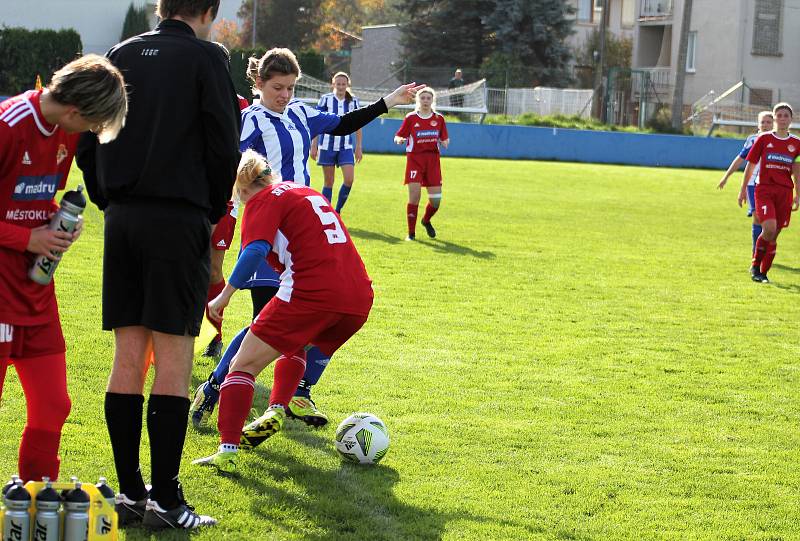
[240,99,341,186]
[316,93,361,151]
[739,133,762,186]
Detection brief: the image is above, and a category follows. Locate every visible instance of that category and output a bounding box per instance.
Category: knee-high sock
[147,394,189,510]
[322,186,333,203]
[752,235,768,268]
[335,184,352,213]
[206,279,226,341]
[752,224,762,253]
[295,346,331,398]
[761,241,778,274]
[269,353,306,408]
[16,353,71,482]
[422,202,439,223]
[211,325,249,384]
[407,204,419,236]
[105,393,147,499]
[218,371,255,445]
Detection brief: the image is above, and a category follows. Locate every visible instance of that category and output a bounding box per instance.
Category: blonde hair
[246,48,301,95]
[758,110,774,123]
[415,87,436,112]
[331,71,354,102]
[49,54,127,144]
[236,149,273,197]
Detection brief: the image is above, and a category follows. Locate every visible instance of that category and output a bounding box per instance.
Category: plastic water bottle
[2,481,31,541]
[29,185,86,285]
[1,475,19,496]
[63,481,90,541]
[94,477,116,536]
[32,477,61,541]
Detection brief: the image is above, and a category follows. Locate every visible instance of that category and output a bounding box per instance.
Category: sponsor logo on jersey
[767,152,794,164]
[0,323,12,343]
[56,144,68,165]
[6,209,49,221]
[415,129,439,138]
[216,239,227,248]
[21,151,31,165]
[13,174,60,201]
[789,144,796,153]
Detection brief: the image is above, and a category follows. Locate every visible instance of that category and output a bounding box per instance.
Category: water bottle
[94,477,115,536]
[1,475,19,496]
[63,482,89,541]
[2,481,31,541]
[32,477,60,541]
[29,185,86,285]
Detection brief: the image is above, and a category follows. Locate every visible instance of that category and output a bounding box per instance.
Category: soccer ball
[334,413,390,465]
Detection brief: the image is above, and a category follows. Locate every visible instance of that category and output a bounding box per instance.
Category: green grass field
[2,154,800,540]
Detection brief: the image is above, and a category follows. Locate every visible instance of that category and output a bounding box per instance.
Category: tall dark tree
[120,2,151,41]
[238,0,323,50]
[486,0,575,87]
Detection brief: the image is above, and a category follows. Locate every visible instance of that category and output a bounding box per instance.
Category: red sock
[269,353,307,407]
[422,203,439,224]
[752,235,768,268]
[19,427,61,482]
[217,371,255,445]
[761,241,777,274]
[406,204,418,236]
[206,279,226,340]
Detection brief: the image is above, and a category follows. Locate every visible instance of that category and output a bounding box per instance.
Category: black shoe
[421,220,436,238]
[116,493,148,527]
[405,234,415,241]
[142,499,216,529]
[750,265,759,277]
[202,338,223,358]
[752,272,770,283]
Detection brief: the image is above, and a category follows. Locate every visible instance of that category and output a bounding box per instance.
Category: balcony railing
[639,67,673,87]
[639,0,673,20]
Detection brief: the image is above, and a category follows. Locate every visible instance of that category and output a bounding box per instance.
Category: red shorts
[755,184,794,229]
[211,203,237,251]
[404,152,442,187]
[250,297,369,358]
[0,318,65,360]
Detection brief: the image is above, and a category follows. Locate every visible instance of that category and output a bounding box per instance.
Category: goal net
[295,75,489,121]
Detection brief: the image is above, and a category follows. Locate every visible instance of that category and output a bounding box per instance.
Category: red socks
[206,279,226,340]
[269,353,307,408]
[752,236,768,269]
[752,236,778,274]
[19,427,61,482]
[422,203,438,224]
[218,371,255,445]
[406,204,418,237]
[762,241,777,274]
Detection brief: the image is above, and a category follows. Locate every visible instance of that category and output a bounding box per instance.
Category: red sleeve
[0,123,30,251]
[439,115,448,140]
[0,222,31,252]
[238,95,250,111]
[396,115,412,138]
[746,134,765,164]
[241,195,282,248]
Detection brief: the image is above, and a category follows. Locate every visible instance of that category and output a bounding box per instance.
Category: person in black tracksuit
[75,0,239,530]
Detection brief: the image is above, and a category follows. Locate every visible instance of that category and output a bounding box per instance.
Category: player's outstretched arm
[718,156,744,189]
[209,239,272,320]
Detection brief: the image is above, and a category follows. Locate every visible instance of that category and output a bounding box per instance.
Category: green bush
[0,27,82,95]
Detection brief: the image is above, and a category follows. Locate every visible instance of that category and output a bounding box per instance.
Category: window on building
[577,0,594,22]
[749,88,773,108]
[686,31,697,72]
[621,0,635,26]
[752,0,783,56]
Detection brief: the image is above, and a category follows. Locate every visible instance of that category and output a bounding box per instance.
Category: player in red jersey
[0,55,127,481]
[192,149,373,474]
[202,94,252,358]
[741,102,800,283]
[395,87,449,240]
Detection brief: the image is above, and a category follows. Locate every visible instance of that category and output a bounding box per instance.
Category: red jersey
[746,132,800,189]
[0,90,78,325]
[241,182,373,316]
[396,112,448,154]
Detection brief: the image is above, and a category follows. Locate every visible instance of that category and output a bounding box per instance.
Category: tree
[485,0,575,87]
[120,2,151,41]
[671,0,692,130]
[238,0,323,50]
[210,19,242,50]
[575,28,632,88]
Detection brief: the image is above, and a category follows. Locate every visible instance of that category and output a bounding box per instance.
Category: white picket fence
[487,87,594,118]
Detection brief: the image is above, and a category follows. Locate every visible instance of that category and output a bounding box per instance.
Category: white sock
[219,443,238,453]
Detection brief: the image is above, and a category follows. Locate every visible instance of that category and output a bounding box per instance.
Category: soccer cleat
[752,272,770,283]
[142,499,217,530]
[116,493,148,527]
[240,405,286,450]
[405,234,415,241]
[190,377,220,428]
[287,396,329,427]
[750,265,759,277]
[202,337,223,358]
[421,220,436,238]
[192,451,238,475]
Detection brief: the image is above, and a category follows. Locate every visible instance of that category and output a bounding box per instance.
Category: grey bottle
[3,481,31,541]
[29,185,86,285]
[62,481,90,541]
[32,477,60,541]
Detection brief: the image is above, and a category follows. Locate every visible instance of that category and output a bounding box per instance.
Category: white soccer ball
[334,413,390,465]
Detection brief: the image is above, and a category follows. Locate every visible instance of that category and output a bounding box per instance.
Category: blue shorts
[747,184,756,217]
[317,148,355,167]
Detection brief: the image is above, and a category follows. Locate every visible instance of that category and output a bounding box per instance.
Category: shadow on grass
[772,263,800,275]
[347,227,403,245]
[418,238,496,259]
[770,281,800,294]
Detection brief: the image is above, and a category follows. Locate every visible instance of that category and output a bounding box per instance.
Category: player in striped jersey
[717,110,773,252]
[190,47,422,434]
[310,72,363,214]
